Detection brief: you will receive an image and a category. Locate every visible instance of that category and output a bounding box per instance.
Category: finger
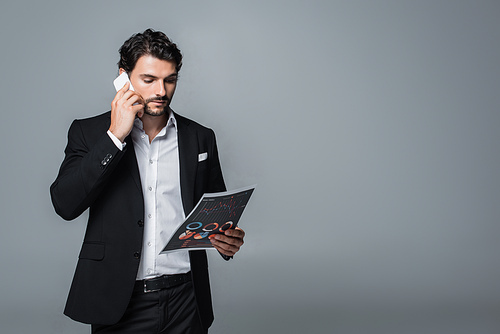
[211,238,240,256]
[117,89,138,102]
[212,242,231,256]
[132,104,145,118]
[119,80,130,92]
[213,233,244,248]
[122,93,143,107]
[224,227,245,238]
[113,81,130,102]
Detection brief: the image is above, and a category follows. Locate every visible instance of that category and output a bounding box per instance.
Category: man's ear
[119,68,125,75]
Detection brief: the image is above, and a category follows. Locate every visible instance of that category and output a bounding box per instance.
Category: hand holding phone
[109,72,143,142]
[113,72,135,92]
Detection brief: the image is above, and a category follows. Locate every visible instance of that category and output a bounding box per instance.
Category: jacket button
[137,219,144,227]
[133,252,140,259]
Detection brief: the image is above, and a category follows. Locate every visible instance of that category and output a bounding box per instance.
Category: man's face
[123,55,178,117]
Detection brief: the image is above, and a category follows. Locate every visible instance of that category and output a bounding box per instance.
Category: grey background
[1,1,499,333]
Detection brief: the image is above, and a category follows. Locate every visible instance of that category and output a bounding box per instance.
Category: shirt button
[148,186,152,191]
[147,269,152,275]
[147,242,152,247]
[149,159,153,164]
[148,214,152,219]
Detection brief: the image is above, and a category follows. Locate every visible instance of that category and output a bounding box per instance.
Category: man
[50,29,245,333]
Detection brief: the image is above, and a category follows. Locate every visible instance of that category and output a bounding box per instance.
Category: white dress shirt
[108,113,190,279]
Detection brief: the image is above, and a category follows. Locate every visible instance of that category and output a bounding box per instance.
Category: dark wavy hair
[118,29,183,73]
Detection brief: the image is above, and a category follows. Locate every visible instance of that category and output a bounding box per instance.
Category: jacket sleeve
[50,120,126,221]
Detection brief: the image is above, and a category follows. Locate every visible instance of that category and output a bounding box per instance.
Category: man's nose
[155,81,166,96]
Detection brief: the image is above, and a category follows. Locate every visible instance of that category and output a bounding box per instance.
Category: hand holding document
[161,185,255,253]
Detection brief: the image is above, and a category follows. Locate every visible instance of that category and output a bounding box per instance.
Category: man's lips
[145,97,169,105]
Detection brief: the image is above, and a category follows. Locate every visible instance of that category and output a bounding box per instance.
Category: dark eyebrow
[139,73,178,79]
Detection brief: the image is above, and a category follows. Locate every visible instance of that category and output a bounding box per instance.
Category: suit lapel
[176,113,197,216]
[123,135,142,192]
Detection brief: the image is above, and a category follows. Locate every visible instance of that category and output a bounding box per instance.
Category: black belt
[136,272,191,293]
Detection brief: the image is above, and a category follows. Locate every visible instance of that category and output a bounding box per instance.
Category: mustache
[145,96,169,104]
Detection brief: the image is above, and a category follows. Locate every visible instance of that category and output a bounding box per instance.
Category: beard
[143,96,170,116]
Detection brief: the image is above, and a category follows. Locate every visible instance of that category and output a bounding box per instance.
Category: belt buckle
[143,279,161,293]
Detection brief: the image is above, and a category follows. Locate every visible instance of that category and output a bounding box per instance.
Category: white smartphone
[113,72,135,92]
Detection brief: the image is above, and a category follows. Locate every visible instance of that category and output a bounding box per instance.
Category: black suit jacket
[50,111,226,328]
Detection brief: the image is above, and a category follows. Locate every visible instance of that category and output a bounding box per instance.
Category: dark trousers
[91,280,207,334]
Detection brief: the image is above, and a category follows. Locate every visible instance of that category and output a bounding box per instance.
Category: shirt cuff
[107,130,127,151]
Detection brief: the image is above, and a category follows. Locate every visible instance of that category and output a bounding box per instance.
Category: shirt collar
[133,109,177,134]
[167,111,178,132]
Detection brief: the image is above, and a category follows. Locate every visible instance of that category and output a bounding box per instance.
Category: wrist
[107,129,126,150]
[108,127,126,143]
